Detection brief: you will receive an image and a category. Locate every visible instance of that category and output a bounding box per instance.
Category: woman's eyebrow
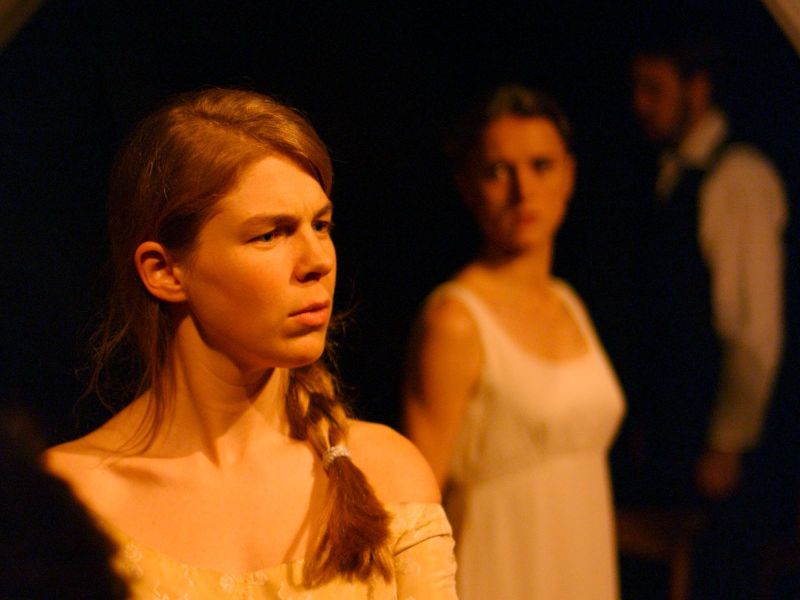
[240,201,333,228]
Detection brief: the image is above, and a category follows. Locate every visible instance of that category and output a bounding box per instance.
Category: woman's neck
[476,242,553,291]
[133,322,295,465]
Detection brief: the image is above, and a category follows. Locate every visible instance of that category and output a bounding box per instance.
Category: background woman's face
[465,115,575,254]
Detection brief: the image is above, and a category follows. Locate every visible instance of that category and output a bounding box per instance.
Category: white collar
[675,107,729,168]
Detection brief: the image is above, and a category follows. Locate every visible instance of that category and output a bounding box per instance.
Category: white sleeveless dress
[433,278,625,600]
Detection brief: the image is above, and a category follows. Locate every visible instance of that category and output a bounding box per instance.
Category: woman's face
[463,115,575,254]
[175,155,336,372]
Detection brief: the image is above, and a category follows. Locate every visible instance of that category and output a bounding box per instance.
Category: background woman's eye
[485,162,509,180]
[533,158,553,172]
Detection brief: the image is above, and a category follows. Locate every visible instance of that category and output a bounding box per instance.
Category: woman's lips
[289,301,331,327]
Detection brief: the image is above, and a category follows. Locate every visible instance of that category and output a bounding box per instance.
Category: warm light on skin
[462,115,575,257]
[172,155,336,378]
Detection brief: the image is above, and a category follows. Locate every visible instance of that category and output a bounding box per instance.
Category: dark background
[1,0,797,457]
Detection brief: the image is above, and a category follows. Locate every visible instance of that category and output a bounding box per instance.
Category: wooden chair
[616,506,706,600]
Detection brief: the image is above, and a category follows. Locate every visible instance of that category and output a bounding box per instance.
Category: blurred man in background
[624,27,788,599]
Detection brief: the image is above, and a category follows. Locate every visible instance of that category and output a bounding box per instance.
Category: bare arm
[403,297,482,489]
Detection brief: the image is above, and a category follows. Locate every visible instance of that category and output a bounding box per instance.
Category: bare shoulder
[347,420,440,504]
[418,291,480,351]
[550,277,590,314]
[45,427,126,508]
[406,286,482,397]
[408,288,481,375]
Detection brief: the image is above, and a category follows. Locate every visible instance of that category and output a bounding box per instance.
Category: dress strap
[550,279,602,350]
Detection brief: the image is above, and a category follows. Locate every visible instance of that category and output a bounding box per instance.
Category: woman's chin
[229,342,327,375]
[275,343,328,370]
[282,353,325,369]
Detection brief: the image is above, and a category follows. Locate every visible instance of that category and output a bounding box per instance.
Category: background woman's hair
[88,87,391,585]
[444,83,573,174]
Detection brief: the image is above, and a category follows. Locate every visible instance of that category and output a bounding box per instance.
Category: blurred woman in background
[404,84,624,599]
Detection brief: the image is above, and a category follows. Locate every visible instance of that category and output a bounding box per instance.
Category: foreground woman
[48,88,457,599]
[404,85,624,599]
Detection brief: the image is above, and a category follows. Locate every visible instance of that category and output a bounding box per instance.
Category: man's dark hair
[632,17,726,90]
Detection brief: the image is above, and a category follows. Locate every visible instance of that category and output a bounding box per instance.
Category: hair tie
[323,444,351,470]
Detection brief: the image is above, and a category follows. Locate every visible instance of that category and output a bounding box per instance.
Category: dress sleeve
[390,503,458,599]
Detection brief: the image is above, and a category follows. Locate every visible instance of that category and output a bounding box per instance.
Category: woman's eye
[533,158,553,172]
[255,229,278,243]
[486,163,509,180]
[313,220,333,234]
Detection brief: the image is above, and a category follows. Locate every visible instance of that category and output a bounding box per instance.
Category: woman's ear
[134,241,188,303]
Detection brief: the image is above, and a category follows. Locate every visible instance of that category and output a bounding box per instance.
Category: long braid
[285,363,392,586]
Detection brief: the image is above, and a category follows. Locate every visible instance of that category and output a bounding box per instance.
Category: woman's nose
[295,226,335,282]
[511,167,539,204]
